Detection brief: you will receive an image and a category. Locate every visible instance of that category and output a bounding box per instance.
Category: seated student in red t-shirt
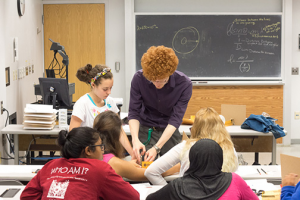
[20,127,139,200]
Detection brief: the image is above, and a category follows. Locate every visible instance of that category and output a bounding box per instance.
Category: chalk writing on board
[172,27,200,54]
[228,54,253,73]
[135,15,282,78]
[263,22,281,33]
[137,24,158,31]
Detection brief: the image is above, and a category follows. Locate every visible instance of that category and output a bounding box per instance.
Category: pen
[261,168,267,175]
[257,169,261,175]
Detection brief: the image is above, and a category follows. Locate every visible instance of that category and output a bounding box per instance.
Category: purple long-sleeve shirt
[128,70,192,129]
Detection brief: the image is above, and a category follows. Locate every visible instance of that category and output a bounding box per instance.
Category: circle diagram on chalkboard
[172,27,200,54]
[239,62,251,73]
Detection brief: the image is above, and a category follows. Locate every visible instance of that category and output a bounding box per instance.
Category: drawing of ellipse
[239,62,251,73]
[172,27,200,54]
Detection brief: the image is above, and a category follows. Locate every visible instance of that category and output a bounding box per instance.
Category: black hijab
[169,138,232,200]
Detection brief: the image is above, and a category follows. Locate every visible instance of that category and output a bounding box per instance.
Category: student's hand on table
[132,140,146,164]
[144,147,157,162]
[128,159,141,168]
[282,173,299,187]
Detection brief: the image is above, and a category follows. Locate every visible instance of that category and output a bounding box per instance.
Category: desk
[0,165,43,181]
[131,181,281,200]
[0,164,279,184]
[164,165,281,183]
[1,124,284,165]
[0,186,25,200]
[123,125,283,165]
[0,125,61,165]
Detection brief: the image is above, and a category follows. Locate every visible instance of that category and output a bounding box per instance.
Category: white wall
[42,0,126,111]
[0,1,6,148]
[3,0,44,124]
[134,0,282,12]
[0,0,44,163]
[291,0,300,142]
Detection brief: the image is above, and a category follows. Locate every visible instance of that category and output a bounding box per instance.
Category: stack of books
[23,104,57,130]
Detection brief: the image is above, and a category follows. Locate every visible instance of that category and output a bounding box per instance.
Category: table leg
[14,134,19,165]
[272,136,276,165]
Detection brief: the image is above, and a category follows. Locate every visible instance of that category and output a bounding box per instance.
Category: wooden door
[43,4,105,101]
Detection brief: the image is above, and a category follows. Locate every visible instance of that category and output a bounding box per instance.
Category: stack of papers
[23,104,57,130]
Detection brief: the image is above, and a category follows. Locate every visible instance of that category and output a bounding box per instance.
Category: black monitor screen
[39,78,72,109]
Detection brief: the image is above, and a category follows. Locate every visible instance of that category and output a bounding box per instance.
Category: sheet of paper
[24,104,57,114]
[245,179,279,191]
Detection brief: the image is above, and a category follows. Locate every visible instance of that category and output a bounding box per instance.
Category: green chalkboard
[135,15,282,80]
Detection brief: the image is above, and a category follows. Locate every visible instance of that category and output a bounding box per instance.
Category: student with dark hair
[146,139,258,200]
[93,111,178,181]
[20,127,139,200]
[281,173,300,200]
[69,63,134,159]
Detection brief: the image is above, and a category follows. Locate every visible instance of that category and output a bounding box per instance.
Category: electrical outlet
[292,67,299,75]
[0,101,2,114]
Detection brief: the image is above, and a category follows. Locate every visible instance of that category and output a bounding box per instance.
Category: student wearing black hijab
[146,139,258,200]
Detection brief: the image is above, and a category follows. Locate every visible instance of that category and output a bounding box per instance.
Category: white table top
[1,124,282,137]
[0,165,43,181]
[164,165,281,182]
[1,125,61,135]
[1,112,285,137]
[0,164,281,182]
[0,186,25,200]
[131,181,281,200]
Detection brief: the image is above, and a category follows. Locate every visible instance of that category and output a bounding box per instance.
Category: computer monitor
[39,78,72,109]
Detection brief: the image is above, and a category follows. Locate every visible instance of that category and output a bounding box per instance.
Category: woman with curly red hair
[128,45,192,163]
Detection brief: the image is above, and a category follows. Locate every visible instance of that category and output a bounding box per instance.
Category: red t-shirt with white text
[20,158,139,200]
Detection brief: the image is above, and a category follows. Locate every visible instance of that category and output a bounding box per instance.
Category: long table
[0,185,25,200]
[1,124,284,165]
[0,165,281,182]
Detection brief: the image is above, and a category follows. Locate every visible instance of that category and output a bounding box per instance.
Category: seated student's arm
[162,163,180,177]
[20,172,42,200]
[145,142,184,185]
[281,173,300,200]
[101,166,139,200]
[69,115,82,131]
[108,157,148,181]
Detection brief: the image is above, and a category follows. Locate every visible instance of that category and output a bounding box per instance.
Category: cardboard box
[281,154,300,179]
[221,104,246,125]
